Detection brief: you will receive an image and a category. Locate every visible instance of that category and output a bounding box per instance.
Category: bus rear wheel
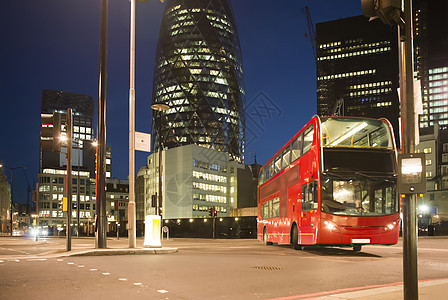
[353,245,362,252]
[263,228,273,245]
[291,225,303,250]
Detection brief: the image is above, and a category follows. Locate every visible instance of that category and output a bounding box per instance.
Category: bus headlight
[324,220,337,231]
[384,222,397,231]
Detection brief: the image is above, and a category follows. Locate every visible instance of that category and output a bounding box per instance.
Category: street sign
[398,153,426,194]
[135,131,151,152]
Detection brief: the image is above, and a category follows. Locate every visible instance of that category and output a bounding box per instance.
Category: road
[1,237,448,299]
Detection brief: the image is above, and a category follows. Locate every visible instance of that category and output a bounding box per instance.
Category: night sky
[0,0,362,204]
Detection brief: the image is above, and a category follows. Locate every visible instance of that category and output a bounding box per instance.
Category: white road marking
[15,260,20,263]
[158,290,169,294]
[57,259,63,262]
[119,278,128,281]
[134,282,143,286]
[78,265,85,268]
[68,262,75,265]
[102,273,110,276]
[90,269,98,271]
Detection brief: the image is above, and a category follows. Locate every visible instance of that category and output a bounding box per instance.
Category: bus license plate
[352,238,370,244]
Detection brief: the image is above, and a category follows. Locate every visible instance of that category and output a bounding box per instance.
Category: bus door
[299,181,318,244]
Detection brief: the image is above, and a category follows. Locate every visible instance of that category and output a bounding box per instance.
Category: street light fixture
[151,103,170,219]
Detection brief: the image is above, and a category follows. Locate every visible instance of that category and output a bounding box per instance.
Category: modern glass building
[151,0,245,162]
[40,89,96,176]
[316,16,400,144]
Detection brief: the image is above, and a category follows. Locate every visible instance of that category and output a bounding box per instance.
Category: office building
[316,16,400,142]
[416,0,448,129]
[136,144,247,219]
[151,0,246,163]
[106,178,129,236]
[37,90,96,233]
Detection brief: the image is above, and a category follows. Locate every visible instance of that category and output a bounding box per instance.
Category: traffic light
[213,208,217,217]
[41,112,61,152]
[361,0,403,25]
[151,194,157,207]
[209,207,213,217]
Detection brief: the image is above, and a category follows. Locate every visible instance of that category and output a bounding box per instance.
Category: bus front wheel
[291,225,303,250]
[263,228,273,245]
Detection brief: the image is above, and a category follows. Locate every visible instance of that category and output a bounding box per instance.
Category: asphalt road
[1,237,448,299]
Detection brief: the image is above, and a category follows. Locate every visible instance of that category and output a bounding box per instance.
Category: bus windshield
[321,176,398,216]
[320,117,393,149]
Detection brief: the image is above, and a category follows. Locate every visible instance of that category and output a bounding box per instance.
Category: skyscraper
[316,16,400,142]
[151,0,245,162]
[38,89,96,232]
[416,0,448,129]
[40,89,95,176]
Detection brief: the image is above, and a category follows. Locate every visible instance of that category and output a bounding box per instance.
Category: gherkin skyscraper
[152,0,245,162]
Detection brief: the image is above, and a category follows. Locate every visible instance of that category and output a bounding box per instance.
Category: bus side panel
[299,137,320,245]
[287,183,301,243]
[258,177,280,243]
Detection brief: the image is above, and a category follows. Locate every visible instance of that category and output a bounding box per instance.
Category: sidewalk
[0,236,177,259]
[283,278,448,300]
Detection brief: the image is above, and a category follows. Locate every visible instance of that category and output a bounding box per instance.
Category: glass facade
[152,0,245,162]
[316,16,400,144]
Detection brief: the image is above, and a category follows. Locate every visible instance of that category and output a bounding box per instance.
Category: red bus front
[257,116,399,251]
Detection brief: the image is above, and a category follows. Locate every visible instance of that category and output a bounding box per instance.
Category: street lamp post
[151,103,170,218]
[128,0,153,248]
[96,0,108,249]
[66,108,73,251]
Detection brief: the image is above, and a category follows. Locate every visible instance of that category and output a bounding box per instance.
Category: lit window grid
[318,46,391,61]
[193,171,227,183]
[349,81,392,90]
[192,182,227,193]
[349,88,392,97]
[193,193,227,204]
[318,40,390,51]
[318,69,376,81]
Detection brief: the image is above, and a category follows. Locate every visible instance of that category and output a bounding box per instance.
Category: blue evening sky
[0,0,362,203]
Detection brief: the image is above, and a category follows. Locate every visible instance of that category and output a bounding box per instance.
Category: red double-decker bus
[257,116,399,251]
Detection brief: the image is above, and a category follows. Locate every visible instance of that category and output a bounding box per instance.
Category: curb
[68,247,178,257]
[0,247,178,260]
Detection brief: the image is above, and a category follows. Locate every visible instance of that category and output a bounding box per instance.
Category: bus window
[301,181,318,211]
[282,146,291,169]
[259,168,266,185]
[261,197,280,219]
[269,160,274,178]
[303,125,314,154]
[274,154,282,174]
[272,197,280,218]
[291,134,302,162]
[262,202,269,219]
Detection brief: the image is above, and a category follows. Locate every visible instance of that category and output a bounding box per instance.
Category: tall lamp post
[96,0,108,249]
[0,164,26,236]
[128,0,149,248]
[151,103,170,218]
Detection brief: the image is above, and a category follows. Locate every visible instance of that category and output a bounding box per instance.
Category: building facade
[416,125,448,225]
[106,178,129,236]
[38,90,97,234]
[416,0,448,129]
[151,0,246,162]
[316,16,400,142]
[0,169,11,233]
[137,144,246,220]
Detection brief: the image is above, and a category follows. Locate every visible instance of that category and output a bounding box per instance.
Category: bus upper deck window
[303,126,314,154]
